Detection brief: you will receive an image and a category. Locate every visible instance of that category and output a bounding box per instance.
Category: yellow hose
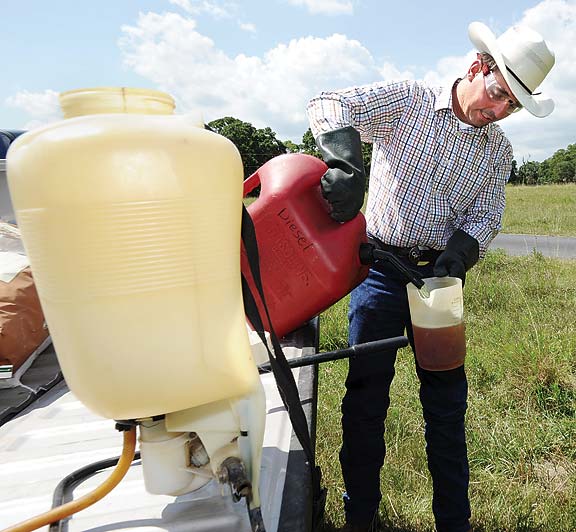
[2,427,137,532]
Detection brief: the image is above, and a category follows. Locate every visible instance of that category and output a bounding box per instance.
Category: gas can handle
[359,243,425,289]
[243,171,261,198]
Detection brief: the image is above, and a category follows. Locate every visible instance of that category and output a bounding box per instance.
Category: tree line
[209,116,575,186]
[510,143,576,185]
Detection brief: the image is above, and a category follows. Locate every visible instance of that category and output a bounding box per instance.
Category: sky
[1,0,575,163]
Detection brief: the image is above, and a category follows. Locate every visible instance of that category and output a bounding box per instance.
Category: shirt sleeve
[306,80,413,143]
[459,136,513,257]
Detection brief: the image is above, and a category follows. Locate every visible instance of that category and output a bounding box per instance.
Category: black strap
[505,65,541,96]
[240,205,325,525]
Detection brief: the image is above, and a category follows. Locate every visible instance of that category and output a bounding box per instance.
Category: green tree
[516,143,576,185]
[300,128,320,157]
[517,160,542,185]
[361,142,372,189]
[283,140,300,153]
[547,144,576,183]
[553,160,575,182]
[207,117,287,178]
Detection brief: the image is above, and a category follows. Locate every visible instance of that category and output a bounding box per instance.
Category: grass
[502,184,576,236]
[316,251,576,531]
[313,180,576,531]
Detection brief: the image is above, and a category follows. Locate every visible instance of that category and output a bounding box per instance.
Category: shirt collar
[435,80,490,135]
[434,84,453,112]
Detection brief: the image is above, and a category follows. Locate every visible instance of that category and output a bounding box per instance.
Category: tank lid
[59,87,176,118]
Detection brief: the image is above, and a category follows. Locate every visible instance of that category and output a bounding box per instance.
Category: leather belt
[367,235,441,266]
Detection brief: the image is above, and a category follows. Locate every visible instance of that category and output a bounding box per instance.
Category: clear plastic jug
[7,87,260,420]
[407,276,466,371]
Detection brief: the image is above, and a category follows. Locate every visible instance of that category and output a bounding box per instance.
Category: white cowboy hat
[468,21,555,117]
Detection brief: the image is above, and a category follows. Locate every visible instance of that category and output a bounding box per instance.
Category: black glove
[315,126,366,222]
[433,229,480,283]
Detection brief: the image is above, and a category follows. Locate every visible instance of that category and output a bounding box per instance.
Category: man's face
[459,62,522,127]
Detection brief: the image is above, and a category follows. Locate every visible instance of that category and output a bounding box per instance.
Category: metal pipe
[258,336,408,372]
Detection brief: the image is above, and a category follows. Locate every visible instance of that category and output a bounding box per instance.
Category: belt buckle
[408,246,430,266]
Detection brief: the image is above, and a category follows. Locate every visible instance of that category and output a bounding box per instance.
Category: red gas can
[241,153,369,338]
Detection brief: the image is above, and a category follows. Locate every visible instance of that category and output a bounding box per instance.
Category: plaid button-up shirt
[307,79,513,256]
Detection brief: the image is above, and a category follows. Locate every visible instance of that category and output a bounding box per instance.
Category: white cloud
[378,62,416,83]
[239,22,256,34]
[4,89,61,130]
[5,0,573,161]
[286,0,354,16]
[169,1,256,36]
[422,53,475,87]
[168,0,235,19]
[119,12,378,139]
[116,1,574,157]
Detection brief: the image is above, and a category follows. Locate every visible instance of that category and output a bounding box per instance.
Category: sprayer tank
[7,87,259,420]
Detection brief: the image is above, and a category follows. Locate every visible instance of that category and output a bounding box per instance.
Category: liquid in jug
[407,276,466,371]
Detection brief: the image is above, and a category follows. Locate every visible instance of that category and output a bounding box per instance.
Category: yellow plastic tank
[6,87,259,420]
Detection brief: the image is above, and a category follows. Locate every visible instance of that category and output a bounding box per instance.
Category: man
[306,22,555,532]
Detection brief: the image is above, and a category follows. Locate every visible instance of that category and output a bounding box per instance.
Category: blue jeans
[341,258,471,532]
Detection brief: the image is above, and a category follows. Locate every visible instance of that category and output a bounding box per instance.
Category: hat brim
[468,22,554,118]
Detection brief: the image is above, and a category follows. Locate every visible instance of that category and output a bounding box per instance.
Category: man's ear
[466,59,482,81]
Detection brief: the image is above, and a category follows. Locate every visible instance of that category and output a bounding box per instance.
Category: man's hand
[315,126,365,222]
[433,230,480,283]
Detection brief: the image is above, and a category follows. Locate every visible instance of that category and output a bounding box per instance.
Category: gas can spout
[359,243,425,289]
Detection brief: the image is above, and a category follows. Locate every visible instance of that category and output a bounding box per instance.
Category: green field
[502,183,576,236]
[315,185,576,531]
